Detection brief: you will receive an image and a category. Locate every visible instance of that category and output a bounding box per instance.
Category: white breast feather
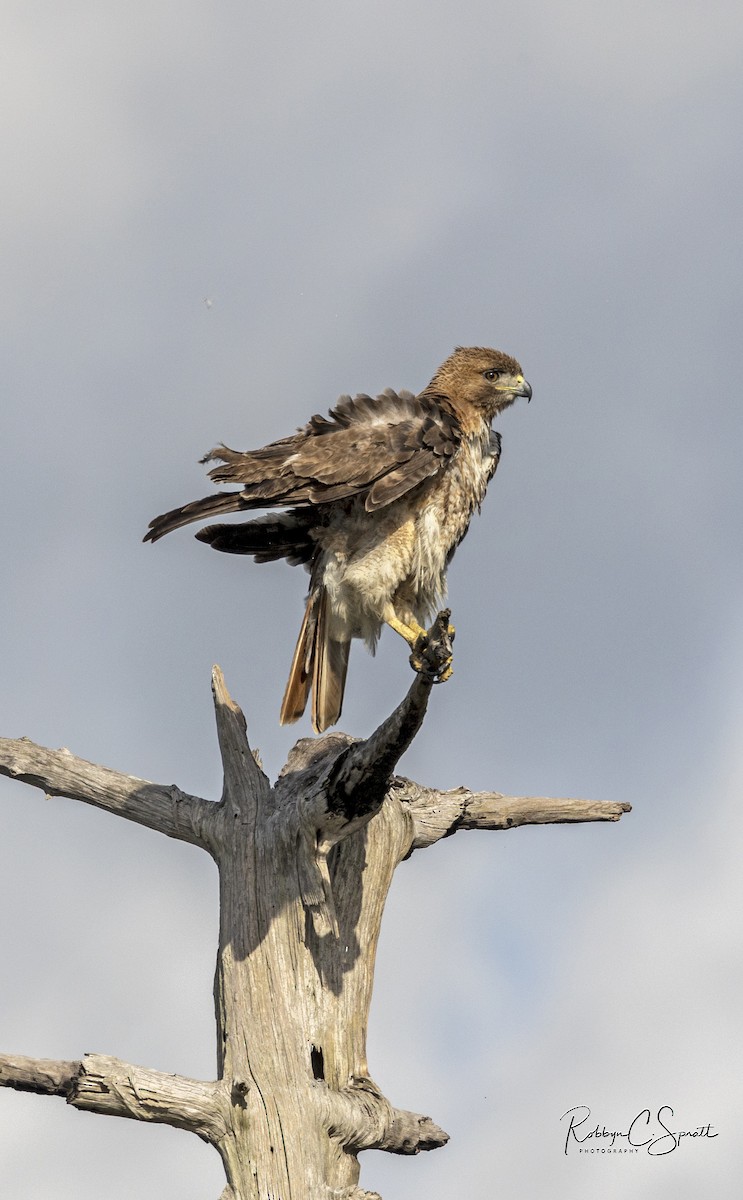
[319,425,499,647]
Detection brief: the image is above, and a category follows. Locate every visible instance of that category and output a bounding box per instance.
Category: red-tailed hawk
[145,346,531,732]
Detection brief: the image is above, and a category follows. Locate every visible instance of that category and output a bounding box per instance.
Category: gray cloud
[2,1,741,1196]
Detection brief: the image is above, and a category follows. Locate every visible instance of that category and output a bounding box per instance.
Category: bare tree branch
[70,1054,228,1145]
[320,1084,449,1154]
[323,610,453,827]
[0,1053,79,1096]
[0,737,215,849]
[211,665,267,804]
[0,1052,228,1145]
[397,779,632,849]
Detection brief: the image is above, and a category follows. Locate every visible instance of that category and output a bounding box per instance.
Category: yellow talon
[387,609,455,683]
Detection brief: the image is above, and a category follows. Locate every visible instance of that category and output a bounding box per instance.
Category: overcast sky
[2,1,742,1197]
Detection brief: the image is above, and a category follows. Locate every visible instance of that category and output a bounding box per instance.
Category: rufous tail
[280,586,350,734]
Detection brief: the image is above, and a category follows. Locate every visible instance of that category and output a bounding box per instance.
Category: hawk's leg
[385,610,455,682]
[385,614,428,647]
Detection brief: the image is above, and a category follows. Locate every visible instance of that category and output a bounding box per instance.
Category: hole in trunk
[310,1044,325,1081]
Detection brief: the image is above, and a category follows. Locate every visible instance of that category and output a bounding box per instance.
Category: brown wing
[202,389,462,513]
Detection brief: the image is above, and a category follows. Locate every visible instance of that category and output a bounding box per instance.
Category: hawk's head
[429,346,532,422]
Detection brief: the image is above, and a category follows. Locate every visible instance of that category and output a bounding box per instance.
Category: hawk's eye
[483,369,500,382]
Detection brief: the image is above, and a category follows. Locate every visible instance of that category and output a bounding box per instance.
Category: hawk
[145,346,531,732]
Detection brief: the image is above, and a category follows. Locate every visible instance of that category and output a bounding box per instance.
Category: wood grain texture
[0,615,630,1198]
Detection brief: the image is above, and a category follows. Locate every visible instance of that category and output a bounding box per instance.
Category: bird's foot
[385,610,455,682]
[410,610,455,683]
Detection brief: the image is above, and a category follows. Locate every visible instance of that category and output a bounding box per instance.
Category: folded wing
[202,390,462,512]
[144,389,462,544]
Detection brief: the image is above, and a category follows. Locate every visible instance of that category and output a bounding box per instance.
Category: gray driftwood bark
[0,613,630,1198]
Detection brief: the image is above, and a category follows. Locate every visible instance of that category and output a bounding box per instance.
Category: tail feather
[144,491,244,543]
[311,589,351,734]
[280,586,351,733]
[279,592,319,727]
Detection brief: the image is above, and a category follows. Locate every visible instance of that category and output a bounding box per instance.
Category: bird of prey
[145,346,531,733]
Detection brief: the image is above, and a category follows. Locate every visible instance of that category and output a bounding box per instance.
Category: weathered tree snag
[0,612,630,1199]
[0,1054,228,1142]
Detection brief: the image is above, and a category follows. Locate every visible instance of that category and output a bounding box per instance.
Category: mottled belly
[317,431,494,645]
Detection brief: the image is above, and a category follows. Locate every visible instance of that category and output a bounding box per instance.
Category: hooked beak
[515,375,532,402]
[495,374,532,403]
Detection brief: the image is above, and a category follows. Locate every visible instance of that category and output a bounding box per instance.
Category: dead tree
[0,613,629,1198]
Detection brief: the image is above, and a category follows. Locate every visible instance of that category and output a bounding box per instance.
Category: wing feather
[366,450,444,511]
[199,389,461,514]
